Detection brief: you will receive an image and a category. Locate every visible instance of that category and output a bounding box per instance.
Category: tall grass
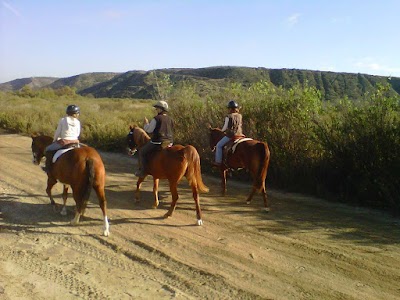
[1,81,399,214]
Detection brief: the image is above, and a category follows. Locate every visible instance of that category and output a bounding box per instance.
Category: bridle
[127,129,138,156]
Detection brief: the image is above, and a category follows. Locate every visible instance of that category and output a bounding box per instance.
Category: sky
[1,0,399,84]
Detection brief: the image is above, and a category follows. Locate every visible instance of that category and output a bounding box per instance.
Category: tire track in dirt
[0,245,109,300]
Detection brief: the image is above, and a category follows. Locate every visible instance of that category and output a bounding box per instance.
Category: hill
[0,77,58,91]
[1,66,400,101]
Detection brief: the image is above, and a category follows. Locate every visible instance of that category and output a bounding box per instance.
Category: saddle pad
[231,138,253,153]
[53,148,74,163]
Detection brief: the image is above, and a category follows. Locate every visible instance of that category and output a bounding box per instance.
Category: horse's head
[126,125,150,156]
[126,126,138,156]
[31,133,52,165]
[208,127,224,151]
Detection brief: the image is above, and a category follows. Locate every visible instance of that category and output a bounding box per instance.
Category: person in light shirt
[43,104,81,172]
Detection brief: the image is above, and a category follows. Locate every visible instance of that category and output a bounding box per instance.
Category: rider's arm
[53,119,63,141]
[144,118,157,133]
[221,117,229,132]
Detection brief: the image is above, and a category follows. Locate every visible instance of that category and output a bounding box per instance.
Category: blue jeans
[45,142,62,152]
[215,136,231,163]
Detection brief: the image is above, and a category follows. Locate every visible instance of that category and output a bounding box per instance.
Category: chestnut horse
[209,127,271,211]
[31,134,110,236]
[127,126,209,225]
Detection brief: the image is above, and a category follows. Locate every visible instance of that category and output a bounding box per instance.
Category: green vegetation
[1,79,399,215]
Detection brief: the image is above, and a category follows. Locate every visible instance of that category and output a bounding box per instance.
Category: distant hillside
[0,77,58,91]
[48,72,120,92]
[1,67,399,101]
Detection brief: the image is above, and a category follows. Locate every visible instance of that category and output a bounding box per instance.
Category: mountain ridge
[1,66,399,101]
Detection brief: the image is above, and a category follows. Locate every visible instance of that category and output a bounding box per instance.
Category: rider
[213,100,243,167]
[135,100,174,177]
[43,104,81,172]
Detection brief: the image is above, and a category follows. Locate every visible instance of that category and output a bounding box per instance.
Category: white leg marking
[60,206,67,216]
[103,216,110,237]
[70,212,81,225]
[264,207,270,212]
[197,219,203,226]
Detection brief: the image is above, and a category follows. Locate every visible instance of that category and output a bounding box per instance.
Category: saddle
[222,136,253,166]
[52,143,82,163]
[46,143,82,165]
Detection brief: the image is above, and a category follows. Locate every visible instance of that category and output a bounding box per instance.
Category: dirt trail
[1,133,400,300]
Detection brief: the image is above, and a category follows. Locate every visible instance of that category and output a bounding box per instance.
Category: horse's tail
[81,158,95,210]
[184,146,209,193]
[255,142,270,190]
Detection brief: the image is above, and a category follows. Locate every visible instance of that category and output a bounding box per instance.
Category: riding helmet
[66,104,80,115]
[227,100,239,109]
[153,100,169,112]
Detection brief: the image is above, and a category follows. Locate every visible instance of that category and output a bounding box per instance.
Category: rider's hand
[143,117,149,125]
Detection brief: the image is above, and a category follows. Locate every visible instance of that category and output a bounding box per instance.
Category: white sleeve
[53,119,63,141]
[221,117,229,132]
[144,118,157,133]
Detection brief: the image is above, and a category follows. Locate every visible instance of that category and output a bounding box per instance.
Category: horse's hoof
[197,219,203,226]
[246,201,251,205]
[60,208,67,216]
[163,213,171,219]
[103,230,110,237]
[264,207,270,212]
[152,205,158,209]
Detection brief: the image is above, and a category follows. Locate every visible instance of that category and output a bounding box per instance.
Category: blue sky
[1,0,399,83]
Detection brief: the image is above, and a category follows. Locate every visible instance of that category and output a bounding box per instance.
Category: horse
[208,127,271,211]
[31,133,110,236]
[127,125,209,225]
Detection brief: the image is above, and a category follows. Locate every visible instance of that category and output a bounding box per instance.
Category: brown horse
[31,133,110,236]
[127,126,209,225]
[209,127,271,211]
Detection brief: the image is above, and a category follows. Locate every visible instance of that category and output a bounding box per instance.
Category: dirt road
[1,133,399,300]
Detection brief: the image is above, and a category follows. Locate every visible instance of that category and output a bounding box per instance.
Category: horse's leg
[261,185,269,212]
[135,177,145,203]
[70,187,84,226]
[246,186,258,205]
[164,181,179,219]
[94,186,110,237]
[192,185,203,226]
[46,176,58,211]
[60,185,69,216]
[221,169,227,196]
[152,178,159,209]
[71,211,81,226]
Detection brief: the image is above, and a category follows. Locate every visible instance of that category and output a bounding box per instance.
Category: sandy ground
[0,133,400,300]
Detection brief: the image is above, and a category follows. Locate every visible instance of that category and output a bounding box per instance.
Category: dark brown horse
[209,127,271,211]
[31,133,110,236]
[127,126,209,225]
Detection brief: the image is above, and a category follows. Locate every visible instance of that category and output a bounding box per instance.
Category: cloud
[354,57,400,75]
[285,13,301,27]
[2,1,21,17]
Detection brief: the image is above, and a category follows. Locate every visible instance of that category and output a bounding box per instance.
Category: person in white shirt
[43,104,81,172]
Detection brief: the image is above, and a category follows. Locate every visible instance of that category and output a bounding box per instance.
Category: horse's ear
[31,132,38,138]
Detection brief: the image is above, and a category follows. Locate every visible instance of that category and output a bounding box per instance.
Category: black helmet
[227,100,239,109]
[66,105,80,115]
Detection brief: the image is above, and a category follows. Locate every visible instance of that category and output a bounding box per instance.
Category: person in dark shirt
[135,100,174,177]
[213,100,243,167]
